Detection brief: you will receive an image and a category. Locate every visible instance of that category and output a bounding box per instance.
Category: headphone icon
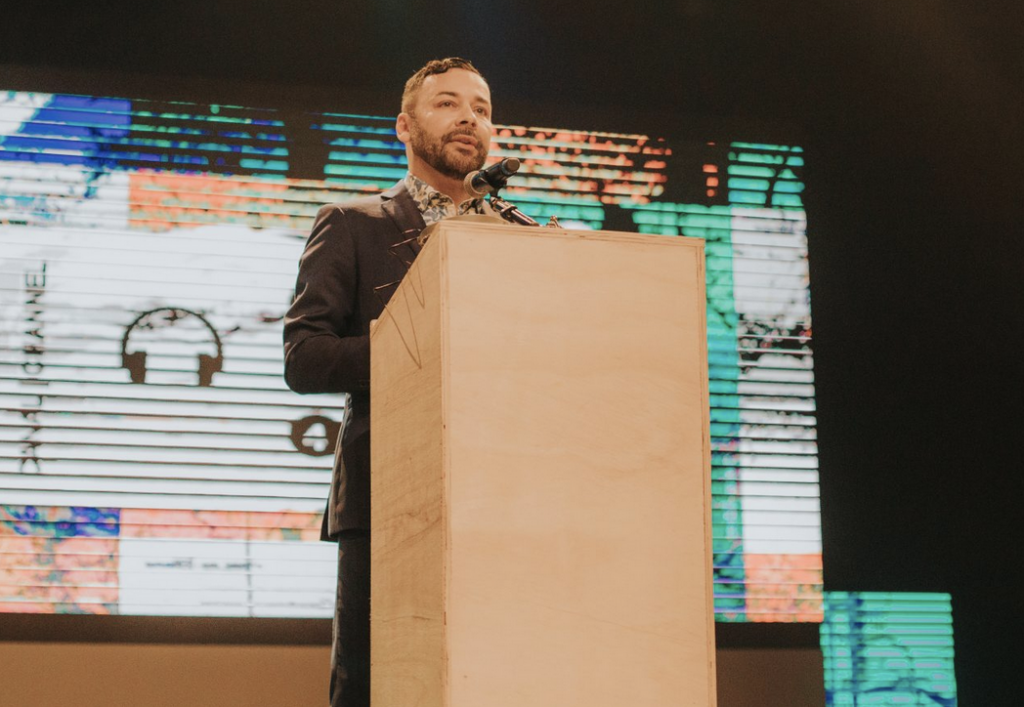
[121,308,224,387]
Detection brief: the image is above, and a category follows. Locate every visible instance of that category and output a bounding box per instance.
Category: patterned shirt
[404,172,493,227]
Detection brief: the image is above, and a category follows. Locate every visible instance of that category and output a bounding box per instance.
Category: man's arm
[283,204,370,394]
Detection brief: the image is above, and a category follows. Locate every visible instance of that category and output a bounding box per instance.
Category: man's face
[398,68,493,181]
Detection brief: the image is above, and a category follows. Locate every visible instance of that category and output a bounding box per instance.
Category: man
[283,57,495,707]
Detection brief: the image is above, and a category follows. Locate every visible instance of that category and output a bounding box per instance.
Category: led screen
[0,90,819,621]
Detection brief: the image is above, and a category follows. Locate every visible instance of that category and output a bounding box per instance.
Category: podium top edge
[432,219,705,249]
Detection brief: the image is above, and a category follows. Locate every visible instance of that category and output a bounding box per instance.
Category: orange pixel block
[744,553,824,622]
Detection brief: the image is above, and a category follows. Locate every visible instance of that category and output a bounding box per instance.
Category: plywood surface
[442,224,713,706]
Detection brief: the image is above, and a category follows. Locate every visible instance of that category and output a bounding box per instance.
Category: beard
[408,119,487,180]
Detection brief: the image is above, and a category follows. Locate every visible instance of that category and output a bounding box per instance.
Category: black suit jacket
[284,181,426,538]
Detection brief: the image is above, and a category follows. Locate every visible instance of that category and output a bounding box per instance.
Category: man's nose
[456,104,477,125]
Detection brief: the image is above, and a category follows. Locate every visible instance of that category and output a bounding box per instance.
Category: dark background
[3,1,1020,702]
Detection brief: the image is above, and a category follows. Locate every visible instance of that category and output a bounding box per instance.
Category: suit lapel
[380,181,426,260]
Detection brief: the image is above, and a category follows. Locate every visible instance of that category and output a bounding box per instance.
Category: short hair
[401,57,485,115]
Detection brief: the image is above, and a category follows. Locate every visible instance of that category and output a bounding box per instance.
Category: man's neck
[408,162,472,204]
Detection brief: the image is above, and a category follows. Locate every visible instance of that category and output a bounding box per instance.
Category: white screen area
[2,209,342,616]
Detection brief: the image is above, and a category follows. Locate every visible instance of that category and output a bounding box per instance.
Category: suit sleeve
[283,204,370,394]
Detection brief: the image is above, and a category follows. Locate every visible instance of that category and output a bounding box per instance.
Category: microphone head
[463,170,491,198]
[500,157,521,176]
[464,157,524,198]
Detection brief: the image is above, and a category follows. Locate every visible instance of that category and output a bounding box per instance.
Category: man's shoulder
[316,182,407,220]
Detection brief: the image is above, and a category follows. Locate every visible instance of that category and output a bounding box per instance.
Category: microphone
[463,157,521,198]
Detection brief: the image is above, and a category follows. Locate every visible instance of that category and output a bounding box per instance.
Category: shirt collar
[404,172,489,226]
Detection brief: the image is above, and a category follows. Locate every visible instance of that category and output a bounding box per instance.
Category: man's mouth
[448,134,478,147]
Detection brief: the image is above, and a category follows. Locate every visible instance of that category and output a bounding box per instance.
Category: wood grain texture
[370,234,447,706]
[372,222,715,706]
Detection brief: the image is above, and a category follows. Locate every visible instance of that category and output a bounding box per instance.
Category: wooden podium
[370,220,715,707]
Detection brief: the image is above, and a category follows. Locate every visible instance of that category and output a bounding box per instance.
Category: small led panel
[821,592,959,705]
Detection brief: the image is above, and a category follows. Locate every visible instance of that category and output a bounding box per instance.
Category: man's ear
[395,113,411,145]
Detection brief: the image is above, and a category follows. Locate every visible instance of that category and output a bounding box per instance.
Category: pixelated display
[821,592,958,705]
[0,90,819,620]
